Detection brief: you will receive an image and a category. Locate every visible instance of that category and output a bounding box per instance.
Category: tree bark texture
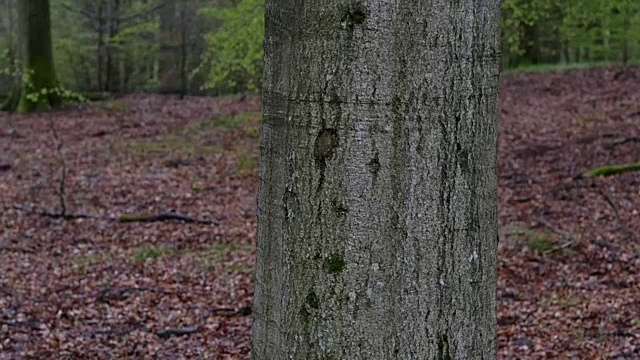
[16,0,61,112]
[252,1,501,359]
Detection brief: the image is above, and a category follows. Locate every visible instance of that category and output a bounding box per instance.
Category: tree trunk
[252,1,501,359]
[14,0,61,113]
[0,0,18,105]
[158,0,181,93]
[97,0,105,90]
[106,0,121,92]
[179,0,188,99]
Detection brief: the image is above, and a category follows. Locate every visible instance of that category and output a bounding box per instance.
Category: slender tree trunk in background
[179,0,188,99]
[15,0,61,113]
[622,18,630,65]
[123,52,133,92]
[159,0,181,93]
[522,24,540,65]
[561,40,570,64]
[106,0,121,92]
[97,0,105,90]
[252,1,501,359]
[0,0,18,110]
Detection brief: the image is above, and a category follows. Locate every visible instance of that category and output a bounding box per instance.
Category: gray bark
[252,1,501,359]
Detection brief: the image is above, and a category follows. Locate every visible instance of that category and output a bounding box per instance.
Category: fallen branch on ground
[89,305,250,339]
[0,245,36,254]
[118,212,219,225]
[156,325,199,339]
[97,286,170,303]
[11,204,220,225]
[209,306,252,316]
[536,218,575,253]
[597,186,637,241]
[609,136,640,146]
[0,319,43,331]
[94,324,200,339]
[94,323,143,337]
[12,204,94,220]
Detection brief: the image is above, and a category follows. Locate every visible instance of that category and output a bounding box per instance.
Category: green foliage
[19,68,85,107]
[5,0,639,96]
[501,0,640,68]
[0,48,19,78]
[502,0,552,57]
[198,0,264,93]
[563,0,640,62]
[51,0,161,92]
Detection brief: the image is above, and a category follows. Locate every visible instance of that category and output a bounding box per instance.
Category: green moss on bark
[324,254,346,274]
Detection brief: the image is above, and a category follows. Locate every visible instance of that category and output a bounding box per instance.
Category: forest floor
[0,66,639,359]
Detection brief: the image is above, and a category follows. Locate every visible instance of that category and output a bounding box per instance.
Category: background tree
[0,0,19,110]
[251,0,501,359]
[1,0,638,105]
[7,0,61,112]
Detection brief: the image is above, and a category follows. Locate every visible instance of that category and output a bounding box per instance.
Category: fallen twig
[118,212,219,225]
[0,245,36,254]
[156,325,199,339]
[97,286,170,303]
[0,319,43,331]
[610,136,640,146]
[598,187,621,221]
[598,186,637,241]
[11,204,220,226]
[209,306,252,316]
[536,218,574,253]
[12,204,94,220]
[94,322,144,337]
[48,115,68,217]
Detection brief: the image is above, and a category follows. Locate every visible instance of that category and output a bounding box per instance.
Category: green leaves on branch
[198,0,264,93]
[502,0,557,58]
[561,1,640,61]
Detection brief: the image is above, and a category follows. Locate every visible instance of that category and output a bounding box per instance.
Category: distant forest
[1,0,639,98]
